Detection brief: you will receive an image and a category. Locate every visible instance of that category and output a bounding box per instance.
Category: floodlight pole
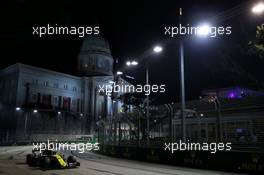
[179,8,186,142]
[146,61,150,145]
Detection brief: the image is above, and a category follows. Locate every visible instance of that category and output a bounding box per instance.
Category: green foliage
[248,24,264,59]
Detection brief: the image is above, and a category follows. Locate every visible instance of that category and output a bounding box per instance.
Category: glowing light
[228,92,235,99]
[16,107,21,111]
[125,75,135,79]
[153,46,163,53]
[197,24,211,37]
[33,109,38,113]
[126,60,138,66]
[58,111,61,115]
[252,2,264,14]
[131,61,138,66]
[116,71,123,75]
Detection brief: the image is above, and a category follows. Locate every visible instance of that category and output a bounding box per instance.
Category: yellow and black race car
[26,149,80,169]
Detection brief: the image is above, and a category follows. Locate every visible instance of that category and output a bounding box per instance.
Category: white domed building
[78,36,113,76]
[0,36,122,143]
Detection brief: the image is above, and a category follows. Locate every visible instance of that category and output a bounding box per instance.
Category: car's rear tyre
[40,157,51,169]
[67,155,76,163]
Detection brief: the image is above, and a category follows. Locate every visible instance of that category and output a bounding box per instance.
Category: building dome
[78,36,113,76]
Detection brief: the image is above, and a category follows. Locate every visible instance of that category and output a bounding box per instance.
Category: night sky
[0,0,263,103]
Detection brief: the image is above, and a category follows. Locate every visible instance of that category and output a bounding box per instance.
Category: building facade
[0,36,122,143]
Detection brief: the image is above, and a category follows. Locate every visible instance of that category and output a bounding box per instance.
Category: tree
[249,24,264,59]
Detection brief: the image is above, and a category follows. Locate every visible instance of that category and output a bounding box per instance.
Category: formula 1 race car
[26,148,80,169]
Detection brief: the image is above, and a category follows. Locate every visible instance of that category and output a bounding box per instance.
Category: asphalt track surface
[0,146,248,175]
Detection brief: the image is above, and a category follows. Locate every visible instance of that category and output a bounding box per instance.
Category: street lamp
[153,46,163,53]
[197,24,211,37]
[176,2,263,143]
[126,60,138,66]
[178,8,212,142]
[125,45,163,143]
[252,2,264,14]
[131,61,138,66]
[116,71,123,75]
[178,8,187,142]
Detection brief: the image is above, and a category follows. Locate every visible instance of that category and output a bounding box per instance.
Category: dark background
[0,0,263,103]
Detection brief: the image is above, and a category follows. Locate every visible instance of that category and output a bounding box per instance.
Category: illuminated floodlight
[33,109,38,113]
[200,113,204,117]
[58,111,61,115]
[197,24,211,37]
[116,71,123,75]
[16,107,21,111]
[80,113,83,117]
[131,61,138,66]
[252,2,264,14]
[126,60,138,66]
[153,46,163,53]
